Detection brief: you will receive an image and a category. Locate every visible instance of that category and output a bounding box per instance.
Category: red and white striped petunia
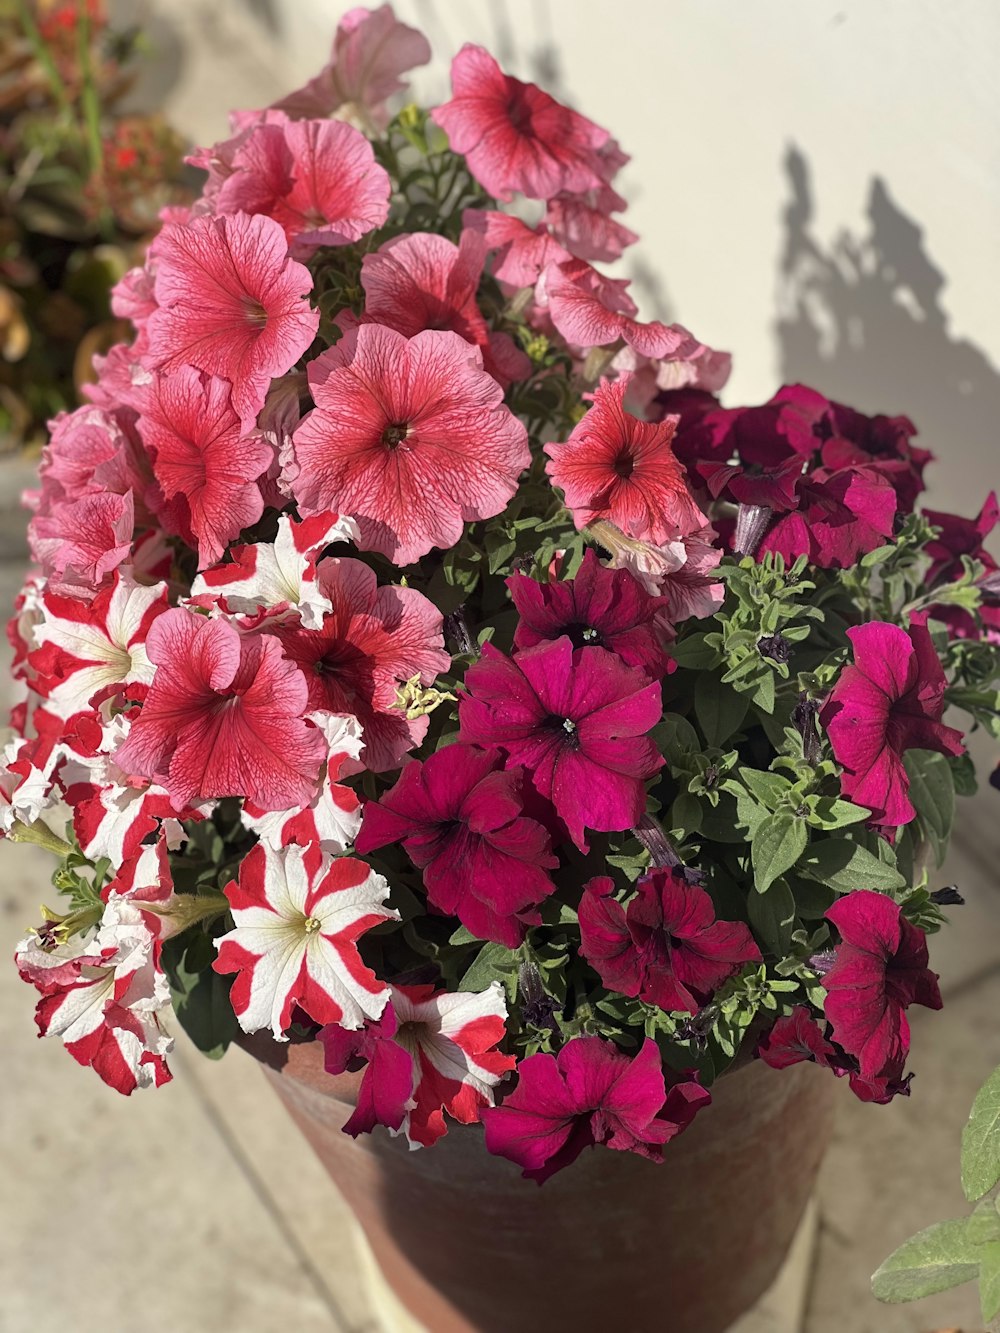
[213,841,396,1039]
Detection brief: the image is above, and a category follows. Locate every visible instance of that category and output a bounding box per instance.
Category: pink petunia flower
[271,557,450,773]
[29,490,135,590]
[214,117,391,258]
[189,511,359,629]
[290,324,530,565]
[269,4,431,129]
[820,618,965,827]
[146,211,319,423]
[923,492,1000,639]
[432,44,609,202]
[355,744,558,947]
[321,980,515,1147]
[545,377,706,544]
[481,1035,709,1182]
[113,608,325,811]
[757,1007,838,1070]
[136,366,272,567]
[822,890,941,1080]
[579,871,761,1014]
[457,636,664,852]
[507,548,673,679]
[462,209,571,288]
[213,841,396,1039]
[759,465,898,570]
[545,186,638,264]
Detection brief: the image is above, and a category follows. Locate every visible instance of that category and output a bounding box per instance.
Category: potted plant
[5,7,999,1331]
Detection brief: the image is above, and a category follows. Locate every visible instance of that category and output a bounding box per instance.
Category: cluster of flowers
[5,6,999,1182]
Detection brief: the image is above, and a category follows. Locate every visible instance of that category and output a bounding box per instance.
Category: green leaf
[806,797,870,829]
[904,749,956,868]
[748,878,796,954]
[458,941,519,995]
[798,841,906,894]
[968,1197,1000,1246]
[751,813,808,892]
[871,1218,980,1303]
[980,1240,1000,1322]
[962,1066,1000,1201]
[162,932,239,1059]
[739,769,792,808]
[668,633,721,670]
[694,675,749,747]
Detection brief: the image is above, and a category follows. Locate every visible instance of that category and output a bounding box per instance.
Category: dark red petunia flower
[506,548,674,680]
[480,1035,709,1183]
[822,890,942,1080]
[457,636,664,852]
[757,1007,838,1070]
[578,870,761,1014]
[354,744,558,947]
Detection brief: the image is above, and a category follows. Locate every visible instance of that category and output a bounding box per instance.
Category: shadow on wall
[777,146,1000,512]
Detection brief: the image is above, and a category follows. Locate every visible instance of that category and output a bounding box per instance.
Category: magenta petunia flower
[432,44,609,202]
[757,1007,838,1070]
[146,211,319,423]
[758,465,898,569]
[923,492,1000,639]
[545,377,707,545]
[457,637,664,851]
[822,890,941,1080]
[272,556,450,773]
[214,117,391,258]
[820,618,965,827]
[113,608,325,811]
[136,366,272,567]
[481,1035,709,1182]
[355,744,558,947]
[507,548,673,679]
[579,871,761,1014]
[290,323,530,565]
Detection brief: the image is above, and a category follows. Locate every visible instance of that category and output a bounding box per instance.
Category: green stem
[8,818,75,857]
[76,0,113,237]
[14,0,72,112]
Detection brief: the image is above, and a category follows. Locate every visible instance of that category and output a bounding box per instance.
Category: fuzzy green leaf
[694,675,750,747]
[798,841,906,893]
[962,1066,1000,1202]
[751,813,808,892]
[748,878,796,954]
[980,1240,1000,1323]
[871,1218,980,1303]
[458,942,519,995]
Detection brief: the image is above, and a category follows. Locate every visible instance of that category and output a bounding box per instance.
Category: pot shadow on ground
[776,144,1000,529]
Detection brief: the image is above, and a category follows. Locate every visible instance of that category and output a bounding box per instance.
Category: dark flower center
[544,713,581,750]
[564,621,603,650]
[613,451,635,478]
[382,422,409,449]
[507,92,534,136]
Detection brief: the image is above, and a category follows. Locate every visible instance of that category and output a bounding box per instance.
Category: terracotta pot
[243,1035,836,1333]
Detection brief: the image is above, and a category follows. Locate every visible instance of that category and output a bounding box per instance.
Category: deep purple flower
[457,637,664,851]
[578,870,761,1014]
[354,745,558,948]
[480,1035,709,1183]
[507,548,673,679]
[820,618,965,827]
[822,890,941,1080]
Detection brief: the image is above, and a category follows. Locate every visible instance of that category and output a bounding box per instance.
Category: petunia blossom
[146,211,319,423]
[578,871,761,1014]
[462,209,571,288]
[507,547,673,679]
[136,366,272,567]
[545,186,638,264]
[290,323,529,565]
[545,377,706,544]
[113,608,325,811]
[481,1035,709,1182]
[271,557,449,773]
[820,618,965,827]
[213,841,396,1039]
[355,744,558,947]
[757,1007,838,1071]
[321,981,515,1147]
[29,490,135,590]
[432,44,609,202]
[822,890,941,1080]
[458,636,664,851]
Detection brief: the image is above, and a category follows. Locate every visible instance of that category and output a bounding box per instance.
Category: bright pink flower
[757,1007,838,1070]
[432,44,609,202]
[242,712,363,854]
[481,1036,709,1182]
[270,4,431,128]
[579,871,760,1014]
[759,465,898,569]
[545,377,706,544]
[458,637,664,851]
[355,745,558,947]
[462,209,571,287]
[507,548,673,679]
[822,890,941,1079]
[214,842,395,1039]
[190,511,358,629]
[545,186,638,264]
[272,557,449,773]
[543,259,708,360]
[214,117,391,258]
[923,493,1000,639]
[32,403,152,514]
[29,490,135,589]
[146,211,319,423]
[113,609,325,811]
[820,619,965,826]
[136,366,271,566]
[290,324,529,565]
[322,981,515,1147]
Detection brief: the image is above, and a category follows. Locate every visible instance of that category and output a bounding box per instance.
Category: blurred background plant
[0,0,192,453]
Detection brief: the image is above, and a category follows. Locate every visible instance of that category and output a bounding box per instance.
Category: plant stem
[14,0,72,112]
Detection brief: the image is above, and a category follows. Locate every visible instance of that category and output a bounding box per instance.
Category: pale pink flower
[462,209,571,287]
[545,186,638,264]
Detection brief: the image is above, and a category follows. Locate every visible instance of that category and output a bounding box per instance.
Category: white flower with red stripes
[189,512,358,629]
[213,840,396,1039]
